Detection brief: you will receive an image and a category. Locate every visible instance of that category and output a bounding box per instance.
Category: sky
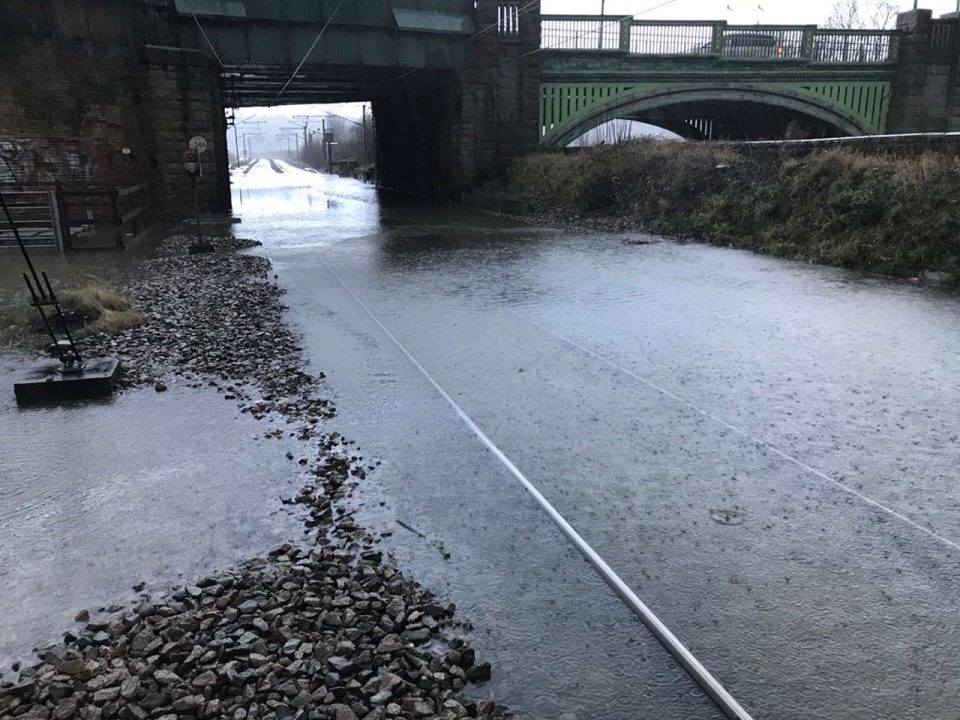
[541,0,958,26]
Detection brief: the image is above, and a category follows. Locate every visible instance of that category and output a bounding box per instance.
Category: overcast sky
[542,0,957,25]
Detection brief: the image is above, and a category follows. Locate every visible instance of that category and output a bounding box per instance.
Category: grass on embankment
[58,285,144,334]
[510,141,960,282]
[1,284,143,349]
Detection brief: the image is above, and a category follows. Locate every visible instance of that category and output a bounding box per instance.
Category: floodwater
[0,201,307,675]
[233,161,960,720]
[0,369,303,675]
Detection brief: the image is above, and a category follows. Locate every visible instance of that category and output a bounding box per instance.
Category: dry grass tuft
[60,285,144,334]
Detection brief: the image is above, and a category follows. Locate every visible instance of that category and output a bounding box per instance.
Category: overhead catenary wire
[395,0,542,82]
[514,0,681,60]
[191,12,224,66]
[271,0,348,106]
[468,0,540,41]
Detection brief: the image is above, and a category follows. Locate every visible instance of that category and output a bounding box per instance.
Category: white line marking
[517,312,960,555]
[323,263,754,720]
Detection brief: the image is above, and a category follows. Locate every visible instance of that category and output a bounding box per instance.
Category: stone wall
[373,0,542,198]
[452,0,542,191]
[0,0,229,217]
[888,10,960,133]
[139,45,230,216]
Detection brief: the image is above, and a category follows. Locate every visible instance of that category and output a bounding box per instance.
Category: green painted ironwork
[540,15,901,63]
[539,79,893,145]
[539,16,902,143]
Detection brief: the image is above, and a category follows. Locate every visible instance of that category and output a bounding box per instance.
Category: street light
[599,0,605,50]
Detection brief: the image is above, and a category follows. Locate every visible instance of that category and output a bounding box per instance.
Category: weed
[58,285,144,334]
[510,141,960,282]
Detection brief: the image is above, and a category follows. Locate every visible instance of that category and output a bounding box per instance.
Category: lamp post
[361,104,368,168]
[599,0,605,49]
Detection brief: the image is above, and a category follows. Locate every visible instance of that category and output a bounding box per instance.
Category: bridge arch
[541,85,874,147]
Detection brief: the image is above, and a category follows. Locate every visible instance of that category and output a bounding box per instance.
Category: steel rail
[322,261,755,720]
[518,312,960,556]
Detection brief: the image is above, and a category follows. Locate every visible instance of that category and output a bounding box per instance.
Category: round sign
[188,136,209,154]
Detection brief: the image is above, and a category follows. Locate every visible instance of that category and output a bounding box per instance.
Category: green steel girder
[540,79,894,144]
[175,0,474,27]
[540,49,898,143]
[175,0,475,69]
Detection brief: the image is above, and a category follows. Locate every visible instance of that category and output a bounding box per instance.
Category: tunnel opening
[219,66,470,199]
[223,102,375,184]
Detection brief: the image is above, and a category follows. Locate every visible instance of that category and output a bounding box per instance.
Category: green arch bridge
[538,16,907,145]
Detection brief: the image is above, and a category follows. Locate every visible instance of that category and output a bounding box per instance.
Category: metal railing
[539,15,901,63]
[722,25,807,59]
[540,14,629,51]
[626,20,716,55]
[812,30,900,63]
[0,188,64,251]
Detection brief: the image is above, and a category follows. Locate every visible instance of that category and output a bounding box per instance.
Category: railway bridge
[1,1,959,216]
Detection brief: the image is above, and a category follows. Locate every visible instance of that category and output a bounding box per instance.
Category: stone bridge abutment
[372,1,542,197]
[0,0,231,218]
[888,9,960,133]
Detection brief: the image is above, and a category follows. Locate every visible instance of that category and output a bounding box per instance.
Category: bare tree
[598,119,635,144]
[301,114,373,173]
[569,119,638,147]
[824,0,899,29]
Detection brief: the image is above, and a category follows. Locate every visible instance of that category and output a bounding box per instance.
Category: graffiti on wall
[0,139,24,184]
[65,150,91,182]
[0,139,93,185]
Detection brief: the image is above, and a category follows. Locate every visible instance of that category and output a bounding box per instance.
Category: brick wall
[0,0,229,217]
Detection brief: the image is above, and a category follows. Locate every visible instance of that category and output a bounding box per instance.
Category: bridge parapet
[541,15,900,64]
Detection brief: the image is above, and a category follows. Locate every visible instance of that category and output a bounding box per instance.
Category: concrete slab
[13,357,121,405]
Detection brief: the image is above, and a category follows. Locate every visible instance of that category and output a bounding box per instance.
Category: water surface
[235,161,960,720]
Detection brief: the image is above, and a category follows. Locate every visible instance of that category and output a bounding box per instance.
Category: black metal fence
[0,182,153,251]
[539,16,901,64]
[0,188,63,250]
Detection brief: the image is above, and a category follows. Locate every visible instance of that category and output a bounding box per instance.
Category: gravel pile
[85,236,323,402]
[0,543,497,720]
[1,235,505,720]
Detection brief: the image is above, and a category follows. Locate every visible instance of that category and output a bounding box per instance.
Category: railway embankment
[509,140,960,285]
